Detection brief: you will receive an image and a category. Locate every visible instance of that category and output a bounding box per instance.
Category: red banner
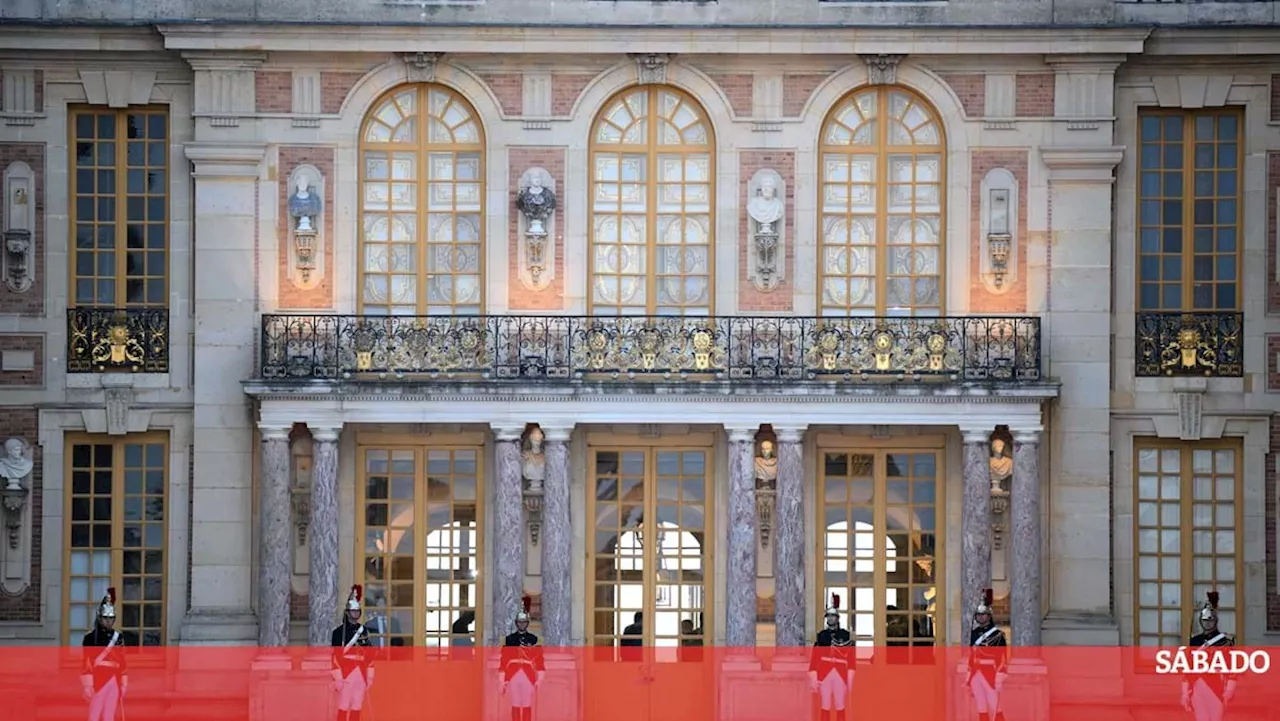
[3,646,1276,721]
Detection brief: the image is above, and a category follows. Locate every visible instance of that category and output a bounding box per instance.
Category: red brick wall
[320,72,365,115]
[782,73,828,117]
[0,335,43,386]
[1269,335,1280,391]
[738,151,794,312]
[1268,153,1280,315]
[969,150,1028,313]
[477,73,522,116]
[0,143,44,316]
[938,74,985,118]
[0,408,41,621]
[255,71,292,113]
[1015,74,1054,117]
[1270,75,1279,123]
[707,73,753,117]
[277,147,335,309]
[1267,414,1280,630]
[552,74,595,117]
[508,148,566,311]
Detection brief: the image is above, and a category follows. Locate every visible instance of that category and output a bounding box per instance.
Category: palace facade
[0,1,1277,662]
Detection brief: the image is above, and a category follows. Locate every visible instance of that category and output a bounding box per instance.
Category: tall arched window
[589,86,715,315]
[359,84,485,314]
[819,87,945,316]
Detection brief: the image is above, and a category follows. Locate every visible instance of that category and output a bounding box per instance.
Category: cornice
[0,26,165,53]
[1040,146,1124,182]
[184,142,267,178]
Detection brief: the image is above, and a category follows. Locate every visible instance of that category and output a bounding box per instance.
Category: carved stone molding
[631,54,673,85]
[105,387,131,436]
[1177,390,1203,441]
[78,70,158,109]
[3,162,35,293]
[403,52,445,83]
[0,436,32,593]
[861,54,905,86]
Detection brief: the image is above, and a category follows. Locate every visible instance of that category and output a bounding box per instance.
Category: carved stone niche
[286,165,325,291]
[979,168,1018,294]
[0,436,33,594]
[515,168,557,291]
[3,162,35,294]
[746,168,786,293]
[988,427,1013,585]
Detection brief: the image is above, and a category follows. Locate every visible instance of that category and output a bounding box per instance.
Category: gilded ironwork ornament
[67,308,169,373]
[1135,311,1242,377]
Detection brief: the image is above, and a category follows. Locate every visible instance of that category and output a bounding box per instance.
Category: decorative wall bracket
[523,484,544,546]
[746,168,786,292]
[515,167,557,290]
[3,162,35,293]
[631,53,673,85]
[755,484,775,548]
[979,170,1018,293]
[403,52,445,83]
[0,483,28,550]
[291,485,311,547]
[861,54,905,86]
[286,165,325,290]
[989,488,1009,551]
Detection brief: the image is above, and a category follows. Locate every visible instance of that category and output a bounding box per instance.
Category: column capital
[540,425,574,443]
[960,427,992,445]
[308,425,342,443]
[259,425,290,442]
[725,425,757,443]
[1012,428,1043,444]
[185,142,266,179]
[774,425,807,444]
[491,423,526,442]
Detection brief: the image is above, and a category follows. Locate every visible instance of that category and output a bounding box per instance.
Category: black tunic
[1186,631,1235,702]
[501,631,545,682]
[81,626,133,692]
[809,627,854,680]
[331,620,373,681]
[968,624,1008,687]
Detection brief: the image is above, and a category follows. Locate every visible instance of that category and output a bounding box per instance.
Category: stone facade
[0,4,1276,665]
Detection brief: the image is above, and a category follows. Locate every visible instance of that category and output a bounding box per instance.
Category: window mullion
[1182,447,1193,634]
[1181,112,1195,311]
[647,87,657,316]
[115,112,129,308]
[418,85,429,315]
[876,90,887,316]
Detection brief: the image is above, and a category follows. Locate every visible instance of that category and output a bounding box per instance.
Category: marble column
[258,426,292,647]
[1011,430,1042,647]
[773,426,807,647]
[493,425,525,644]
[540,427,573,646]
[725,427,758,649]
[308,426,341,645]
[961,429,993,625]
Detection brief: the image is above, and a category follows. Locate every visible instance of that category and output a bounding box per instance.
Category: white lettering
[1154,648,1271,674]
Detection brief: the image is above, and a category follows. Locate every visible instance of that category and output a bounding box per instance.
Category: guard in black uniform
[809,593,854,720]
[331,584,375,721]
[967,589,1008,721]
[501,595,545,721]
[81,588,133,721]
[1182,591,1237,721]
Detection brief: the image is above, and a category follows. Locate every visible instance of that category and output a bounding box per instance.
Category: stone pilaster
[725,426,758,649]
[258,426,292,647]
[773,425,807,647]
[492,424,525,644]
[1011,430,1042,647]
[541,426,573,647]
[961,428,993,621]
[308,425,341,645]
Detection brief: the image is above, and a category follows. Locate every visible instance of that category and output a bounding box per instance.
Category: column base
[954,660,1050,721]
[250,652,332,721]
[719,654,810,721]
[536,652,581,721]
[178,610,259,645]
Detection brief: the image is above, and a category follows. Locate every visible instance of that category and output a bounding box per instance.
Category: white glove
[81,684,93,702]
[120,679,128,698]
[366,669,375,690]
[1181,683,1192,711]
[995,673,1006,692]
[808,671,819,692]
[846,672,854,691]
[332,671,343,693]
[1224,681,1237,703]
[536,671,545,686]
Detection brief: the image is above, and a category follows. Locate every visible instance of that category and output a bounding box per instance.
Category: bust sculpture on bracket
[286,166,325,290]
[747,168,786,292]
[0,437,32,594]
[3,162,35,293]
[515,168,557,291]
[522,426,546,548]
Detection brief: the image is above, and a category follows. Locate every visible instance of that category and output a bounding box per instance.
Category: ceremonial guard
[331,585,375,721]
[1182,591,1236,721]
[501,596,545,721]
[809,594,854,720]
[967,589,1009,721]
[81,588,133,721]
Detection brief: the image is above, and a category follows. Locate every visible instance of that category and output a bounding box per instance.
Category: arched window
[359,84,485,314]
[819,87,945,316]
[589,86,715,315]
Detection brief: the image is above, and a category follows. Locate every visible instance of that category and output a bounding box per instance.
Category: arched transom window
[359,84,485,314]
[589,86,715,315]
[819,87,945,316]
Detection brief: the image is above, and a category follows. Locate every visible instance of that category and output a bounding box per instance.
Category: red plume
[983,588,993,607]
[831,594,840,610]
[522,595,532,614]
[107,587,116,603]
[1207,591,1219,609]
[352,584,363,602]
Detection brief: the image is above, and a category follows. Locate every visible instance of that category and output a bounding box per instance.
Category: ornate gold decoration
[67,308,169,374]
[1135,312,1242,377]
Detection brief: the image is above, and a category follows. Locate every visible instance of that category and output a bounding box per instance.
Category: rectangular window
[70,108,169,308]
[1136,109,1241,311]
[63,434,169,646]
[1133,441,1241,646]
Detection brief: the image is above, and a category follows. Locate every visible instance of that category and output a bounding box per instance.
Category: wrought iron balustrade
[260,314,1041,384]
[67,307,170,373]
[1135,311,1243,377]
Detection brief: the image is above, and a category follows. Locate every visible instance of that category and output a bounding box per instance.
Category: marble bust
[287,176,322,232]
[754,440,778,489]
[747,173,784,232]
[0,437,33,491]
[989,438,1012,493]
[522,427,546,492]
[516,174,557,236]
